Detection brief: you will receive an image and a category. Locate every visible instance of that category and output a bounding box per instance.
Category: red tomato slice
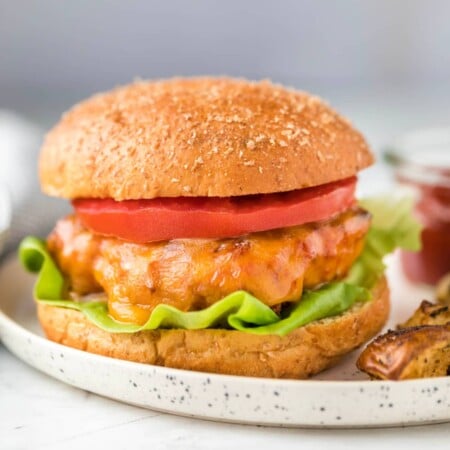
[73,177,356,242]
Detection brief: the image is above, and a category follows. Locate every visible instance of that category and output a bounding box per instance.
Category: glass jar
[385,128,450,285]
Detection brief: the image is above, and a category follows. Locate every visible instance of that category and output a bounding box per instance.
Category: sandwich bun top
[39,77,373,200]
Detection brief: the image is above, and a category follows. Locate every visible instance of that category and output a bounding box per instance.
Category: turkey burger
[20,78,395,379]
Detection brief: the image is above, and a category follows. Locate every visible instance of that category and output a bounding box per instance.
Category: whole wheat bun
[37,276,389,379]
[39,77,373,200]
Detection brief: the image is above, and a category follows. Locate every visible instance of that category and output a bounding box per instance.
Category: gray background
[2,0,450,125]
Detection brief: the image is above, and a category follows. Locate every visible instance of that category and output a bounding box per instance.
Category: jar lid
[385,127,450,186]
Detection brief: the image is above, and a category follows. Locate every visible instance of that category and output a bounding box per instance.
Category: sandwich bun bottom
[37,276,389,379]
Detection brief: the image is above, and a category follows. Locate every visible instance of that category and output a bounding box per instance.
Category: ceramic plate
[0,254,449,428]
[0,184,11,254]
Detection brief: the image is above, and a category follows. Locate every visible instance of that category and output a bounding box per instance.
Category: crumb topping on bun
[40,77,373,200]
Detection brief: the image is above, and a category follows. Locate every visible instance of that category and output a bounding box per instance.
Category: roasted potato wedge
[357,300,450,380]
[399,300,450,328]
[357,325,450,380]
[436,273,450,305]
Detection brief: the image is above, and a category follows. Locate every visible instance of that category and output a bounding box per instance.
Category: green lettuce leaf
[346,196,422,287]
[18,195,421,336]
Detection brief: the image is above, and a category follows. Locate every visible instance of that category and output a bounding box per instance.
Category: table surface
[2,85,450,449]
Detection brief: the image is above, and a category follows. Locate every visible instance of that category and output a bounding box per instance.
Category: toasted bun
[39,77,373,200]
[37,276,389,379]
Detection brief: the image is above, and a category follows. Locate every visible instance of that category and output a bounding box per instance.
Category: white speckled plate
[0,184,11,254]
[0,254,449,428]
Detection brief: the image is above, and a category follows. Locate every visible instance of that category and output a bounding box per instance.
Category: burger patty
[47,207,370,324]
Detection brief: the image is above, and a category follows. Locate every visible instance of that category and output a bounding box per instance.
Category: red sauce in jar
[388,132,450,285]
[402,183,450,284]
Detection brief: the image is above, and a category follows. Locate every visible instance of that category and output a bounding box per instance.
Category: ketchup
[387,131,450,285]
[401,183,450,284]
